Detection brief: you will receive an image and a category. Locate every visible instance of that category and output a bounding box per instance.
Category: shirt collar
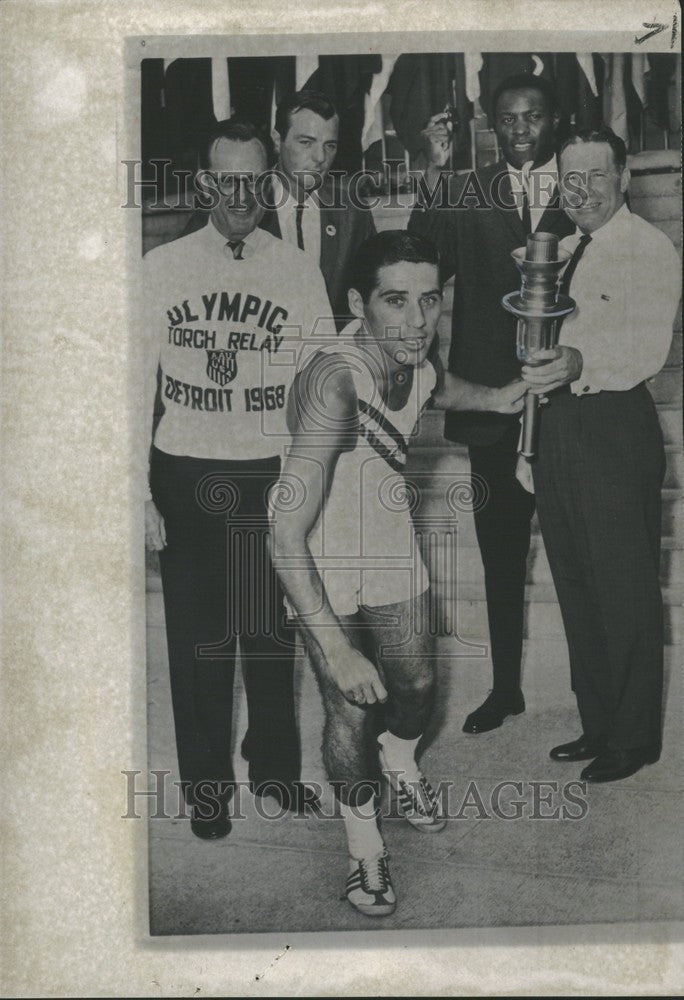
[507,153,558,182]
[272,171,320,211]
[574,202,631,243]
[206,217,264,254]
[271,173,288,212]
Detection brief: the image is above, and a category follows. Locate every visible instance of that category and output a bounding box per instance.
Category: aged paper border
[1,0,681,995]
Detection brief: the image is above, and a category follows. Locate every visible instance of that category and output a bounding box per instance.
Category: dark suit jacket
[408,159,574,446]
[260,176,376,328]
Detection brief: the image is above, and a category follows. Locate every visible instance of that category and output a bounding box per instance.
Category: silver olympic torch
[502,232,576,459]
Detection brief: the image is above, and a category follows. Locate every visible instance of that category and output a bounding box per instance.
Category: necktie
[295,197,307,251]
[226,240,245,260]
[520,163,532,234]
[521,186,532,235]
[560,233,592,296]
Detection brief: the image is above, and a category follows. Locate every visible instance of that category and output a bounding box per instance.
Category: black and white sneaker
[379,747,446,833]
[345,851,396,917]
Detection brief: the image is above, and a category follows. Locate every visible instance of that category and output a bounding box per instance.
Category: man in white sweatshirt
[143,119,332,839]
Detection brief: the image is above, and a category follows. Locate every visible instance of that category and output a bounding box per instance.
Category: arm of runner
[429,349,528,413]
[269,352,388,706]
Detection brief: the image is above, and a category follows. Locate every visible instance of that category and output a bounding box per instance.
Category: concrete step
[415,402,682,447]
[146,589,682,714]
[667,331,682,368]
[649,366,682,405]
[422,533,684,591]
[629,168,681,199]
[631,191,683,222]
[409,440,684,489]
[432,633,683,711]
[414,485,683,543]
[144,495,683,594]
[430,581,683,646]
[656,404,683,444]
[145,536,683,599]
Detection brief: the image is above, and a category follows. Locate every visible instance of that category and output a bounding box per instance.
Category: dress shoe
[581,747,660,784]
[549,735,607,762]
[462,690,525,734]
[190,807,231,840]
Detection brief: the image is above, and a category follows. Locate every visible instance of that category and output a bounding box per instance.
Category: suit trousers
[533,384,665,751]
[150,447,300,806]
[468,422,536,694]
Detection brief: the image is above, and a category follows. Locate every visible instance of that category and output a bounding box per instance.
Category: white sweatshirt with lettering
[143,220,333,499]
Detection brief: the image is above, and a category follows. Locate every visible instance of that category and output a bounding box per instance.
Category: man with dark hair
[273,89,338,151]
[489,72,559,137]
[408,73,575,736]
[519,127,681,782]
[143,119,332,838]
[263,88,376,325]
[270,230,526,916]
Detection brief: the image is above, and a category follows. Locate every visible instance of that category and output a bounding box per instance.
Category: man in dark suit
[409,74,575,734]
[265,89,376,326]
[179,93,374,327]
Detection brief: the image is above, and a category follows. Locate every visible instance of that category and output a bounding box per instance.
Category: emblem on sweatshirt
[206,348,237,387]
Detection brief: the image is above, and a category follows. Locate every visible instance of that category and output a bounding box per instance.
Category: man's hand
[515,454,535,495]
[490,379,529,414]
[421,110,453,170]
[145,499,167,551]
[328,646,388,706]
[521,347,583,395]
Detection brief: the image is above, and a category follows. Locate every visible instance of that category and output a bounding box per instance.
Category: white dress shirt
[272,176,321,263]
[507,154,558,232]
[559,204,681,395]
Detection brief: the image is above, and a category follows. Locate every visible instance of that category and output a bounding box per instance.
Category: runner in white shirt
[270,230,527,916]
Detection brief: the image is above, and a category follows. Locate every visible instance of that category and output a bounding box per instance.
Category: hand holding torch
[502,232,576,459]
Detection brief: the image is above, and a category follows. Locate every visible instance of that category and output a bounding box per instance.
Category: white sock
[339,798,384,861]
[378,730,421,775]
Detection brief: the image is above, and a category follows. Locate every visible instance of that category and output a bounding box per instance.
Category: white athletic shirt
[290,323,437,613]
[143,221,333,496]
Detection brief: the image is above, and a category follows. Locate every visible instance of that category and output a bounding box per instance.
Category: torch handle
[519,391,539,459]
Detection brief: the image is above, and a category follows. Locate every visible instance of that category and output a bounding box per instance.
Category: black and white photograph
[136,38,682,935]
[2,1,682,995]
